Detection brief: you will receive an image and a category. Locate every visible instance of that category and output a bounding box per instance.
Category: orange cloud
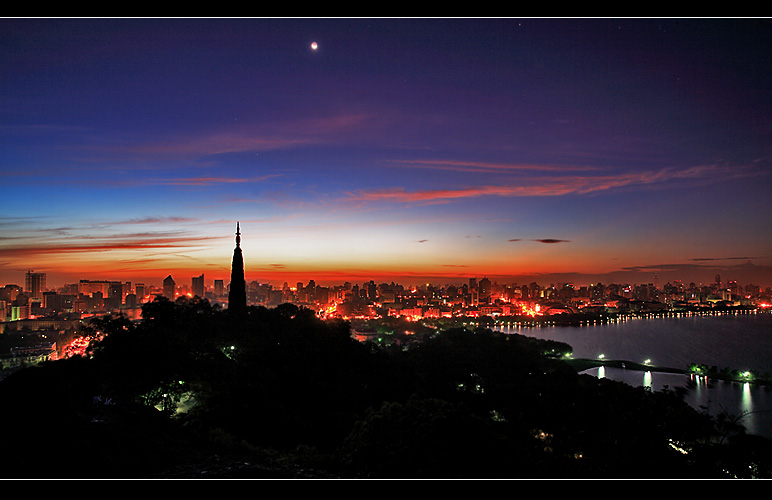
[347,165,721,203]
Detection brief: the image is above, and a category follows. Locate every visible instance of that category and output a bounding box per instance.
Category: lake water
[495,311,772,439]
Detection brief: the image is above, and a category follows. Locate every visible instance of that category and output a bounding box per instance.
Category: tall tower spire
[228,221,247,315]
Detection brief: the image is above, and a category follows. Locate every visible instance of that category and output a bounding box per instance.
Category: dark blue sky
[2,18,771,288]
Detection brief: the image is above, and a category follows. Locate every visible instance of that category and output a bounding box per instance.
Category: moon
[310,41,318,50]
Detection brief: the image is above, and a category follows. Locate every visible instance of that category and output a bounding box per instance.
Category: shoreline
[564,358,689,375]
[566,358,686,374]
[565,358,772,387]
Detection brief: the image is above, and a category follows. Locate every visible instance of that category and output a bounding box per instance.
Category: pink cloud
[395,159,601,173]
[153,175,278,186]
[0,236,222,257]
[86,114,375,159]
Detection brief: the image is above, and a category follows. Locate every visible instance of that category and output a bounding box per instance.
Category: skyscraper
[228,222,247,315]
[192,274,204,298]
[163,275,175,300]
[479,277,491,303]
[25,270,46,300]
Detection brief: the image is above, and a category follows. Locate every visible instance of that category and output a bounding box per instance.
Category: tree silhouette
[1,298,770,478]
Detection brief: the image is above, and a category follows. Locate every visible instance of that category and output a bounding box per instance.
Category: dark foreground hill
[1,296,771,479]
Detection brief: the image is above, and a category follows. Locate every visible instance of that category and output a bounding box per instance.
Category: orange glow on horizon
[4,232,771,291]
[9,256,595,289]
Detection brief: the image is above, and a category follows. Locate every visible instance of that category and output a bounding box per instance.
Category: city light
[520,303,542,317]
[1,17,772,481]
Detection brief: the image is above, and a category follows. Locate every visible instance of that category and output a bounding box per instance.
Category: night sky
[2,18,771,289]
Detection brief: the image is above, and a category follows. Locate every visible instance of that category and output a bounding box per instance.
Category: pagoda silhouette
[228,222,247,315]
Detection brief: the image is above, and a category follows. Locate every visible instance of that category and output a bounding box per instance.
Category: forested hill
[1,296,770,479]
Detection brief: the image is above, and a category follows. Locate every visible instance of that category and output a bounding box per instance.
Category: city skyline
[2,18,772,289]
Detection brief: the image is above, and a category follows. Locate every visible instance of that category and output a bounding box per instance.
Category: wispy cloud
[84,131,312,159]
[151,175,279,186]
[346,165,723,204]
[393,159,602,173]
[114,217,199,225]
[508,238,570,244]
[84,113,374,159]
[0,236,221,258]
[0,217,222,260]
[689,256,756,262]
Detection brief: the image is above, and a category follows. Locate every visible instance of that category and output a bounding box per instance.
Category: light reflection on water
[496,312,772,375]
[581,365,772,439]
[495,313,772,439]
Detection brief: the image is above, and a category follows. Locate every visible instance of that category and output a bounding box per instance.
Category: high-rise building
[163,275,176,300]
[135,283,146,302]
[107,281,124,308]
[25,270,46,300]
[192,274,204,298]
[79,280,109,297]
[479,277,491,303]
[228,222,247,315]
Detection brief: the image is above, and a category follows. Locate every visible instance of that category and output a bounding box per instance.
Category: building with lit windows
[25,270,46,301]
